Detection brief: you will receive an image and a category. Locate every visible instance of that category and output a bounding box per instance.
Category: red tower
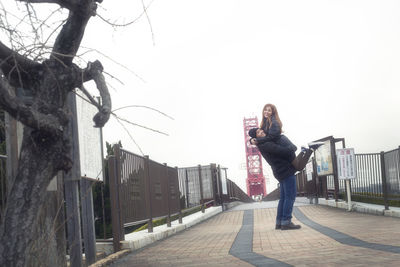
[243,117,267,197]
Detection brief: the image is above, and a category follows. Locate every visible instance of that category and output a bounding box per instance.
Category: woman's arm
[255,116,281,144]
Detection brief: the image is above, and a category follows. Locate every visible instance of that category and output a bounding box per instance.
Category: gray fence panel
[384,149,400,196]
[119,149,147,224]
[200,166,213,199]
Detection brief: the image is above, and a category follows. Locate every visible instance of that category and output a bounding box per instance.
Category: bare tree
[0,0,111,266]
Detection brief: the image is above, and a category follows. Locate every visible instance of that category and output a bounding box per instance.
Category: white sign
[336,148,356,180]
[306,161,313,181]
[315,140,334,176]
[76,91,103,181]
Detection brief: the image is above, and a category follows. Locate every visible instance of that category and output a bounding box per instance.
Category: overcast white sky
[80,0,400,192]
[6,0,400,193]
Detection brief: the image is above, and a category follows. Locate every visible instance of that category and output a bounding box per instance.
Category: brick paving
[110,203,400,266]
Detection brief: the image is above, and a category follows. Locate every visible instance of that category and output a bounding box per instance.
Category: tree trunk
[0,62,70,266]
[27,173,67,267]
[0,130,62,266]
[0,2,111,265]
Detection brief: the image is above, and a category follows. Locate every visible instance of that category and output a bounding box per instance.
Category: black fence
[0,155,6,221]
[107,145,251,252]
[297,146,400,208]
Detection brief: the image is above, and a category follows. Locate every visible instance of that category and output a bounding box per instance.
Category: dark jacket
[256,116,296,181]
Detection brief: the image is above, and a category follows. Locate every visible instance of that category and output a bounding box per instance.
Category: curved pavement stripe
[229,210,293,267]
[293,207,400,254]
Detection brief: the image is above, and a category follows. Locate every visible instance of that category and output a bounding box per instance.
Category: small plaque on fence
[336,148,357,180]
[306,161,313,181]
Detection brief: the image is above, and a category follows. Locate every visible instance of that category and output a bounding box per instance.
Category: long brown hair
[260,103,283,131]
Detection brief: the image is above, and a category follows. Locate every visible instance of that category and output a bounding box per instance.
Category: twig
[112,112,169,136]
[112,114,145,156]
[113,105,174,120]
[96,0,155,27]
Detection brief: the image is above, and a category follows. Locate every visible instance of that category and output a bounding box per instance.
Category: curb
[317,198,400,218]
[91,206,223,266]
[88,249,131,267]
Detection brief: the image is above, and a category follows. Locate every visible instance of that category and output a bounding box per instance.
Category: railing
[0,154,6,220]
[178,164,252,209]
[296,146,400,209]
[107,145,251,252]
[107,145,181,252]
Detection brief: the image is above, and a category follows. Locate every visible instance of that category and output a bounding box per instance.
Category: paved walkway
[109,200,400,266]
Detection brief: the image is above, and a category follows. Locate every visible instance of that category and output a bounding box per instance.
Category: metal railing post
[144,156,153,232]
[185,169,189,209]
[312,158,319,204]
[210,163,217,206]
[198,165,205,213]
[176,167,183,224]
[164,163,171,227]
[380,151,389,210]
[108,155,121,252]
[217,165,224,210]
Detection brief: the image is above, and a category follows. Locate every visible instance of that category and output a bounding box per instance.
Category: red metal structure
[243,117,267,197]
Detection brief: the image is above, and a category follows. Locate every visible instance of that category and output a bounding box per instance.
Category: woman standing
[251,103,301,230]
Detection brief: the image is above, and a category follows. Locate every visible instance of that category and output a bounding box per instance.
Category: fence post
[322,176,328,200]
[198,165,205,213]
[312,158,319,204]
[380,151,389,210]
[63,92,83,267]
[210,163,218,206]
[333,157,340,202]
[164,163,171,227]
[144,156,153,232]
[108,155,121,252]
[332,141,340,202]
[80,178,96,265]
[217,165,224,210]
[176,167,183,224]
[185,169,189,209]
[114,145,125,240]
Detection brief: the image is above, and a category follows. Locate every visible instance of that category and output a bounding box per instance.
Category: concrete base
[317,198,400,218]
[96,206,223,256]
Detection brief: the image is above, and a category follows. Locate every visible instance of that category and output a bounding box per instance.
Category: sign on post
[336,148,356,180]
[306,161,313,182]
[336,148,356,211]
[315,139,334,176]
[76,91,103,181]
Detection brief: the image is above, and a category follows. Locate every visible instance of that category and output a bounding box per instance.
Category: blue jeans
[276,175,296,226]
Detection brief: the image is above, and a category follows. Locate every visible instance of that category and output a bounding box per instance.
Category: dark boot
[281,222,301,230]
[275,224,281,230]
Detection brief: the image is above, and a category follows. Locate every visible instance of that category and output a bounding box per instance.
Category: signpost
[306,161,313,182]
[336,148,357,211]
[315,139,334,176]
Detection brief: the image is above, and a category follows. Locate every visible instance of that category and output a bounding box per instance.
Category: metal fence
[107,145,181,251]
[297,146,400,208]
[107,145,251,252]
[178,164,224,208]
[0,155,6,220]
[385,148,400,197]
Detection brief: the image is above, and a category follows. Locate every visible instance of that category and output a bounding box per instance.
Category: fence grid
[297,146,400,207]
[108,145,251,252]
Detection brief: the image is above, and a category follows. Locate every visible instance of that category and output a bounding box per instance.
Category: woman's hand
[250,138,258,145]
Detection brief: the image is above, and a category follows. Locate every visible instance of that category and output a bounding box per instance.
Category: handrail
[123,201,216,228]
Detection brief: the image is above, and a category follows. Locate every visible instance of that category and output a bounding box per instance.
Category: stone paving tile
[110,204,400,266]
[253,206,400,266]
[110,210,253,267]
[298,205,400,246]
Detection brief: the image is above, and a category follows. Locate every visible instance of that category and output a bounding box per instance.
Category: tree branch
[0,41,40,81]
[51,0,98,65]
[0,69,64,137]
[17,0,100,10]
[80,60,111,128]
